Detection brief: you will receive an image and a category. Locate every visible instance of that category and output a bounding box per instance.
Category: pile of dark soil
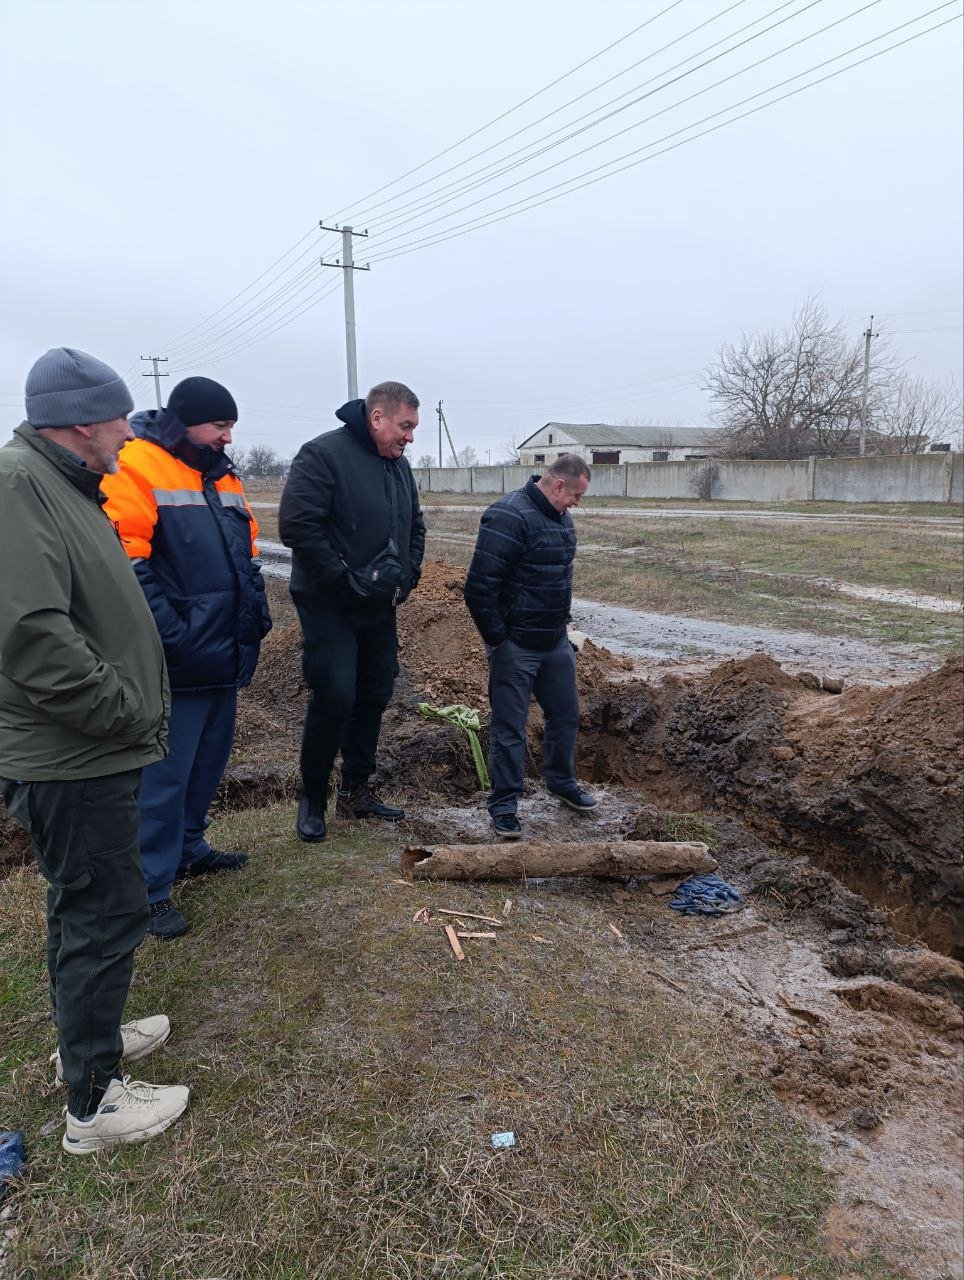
[664,653,964,957]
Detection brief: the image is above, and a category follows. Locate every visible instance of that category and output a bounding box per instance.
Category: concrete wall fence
[413,453,964,505]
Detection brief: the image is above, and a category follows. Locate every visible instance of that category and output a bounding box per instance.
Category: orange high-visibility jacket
[101,437,271,691]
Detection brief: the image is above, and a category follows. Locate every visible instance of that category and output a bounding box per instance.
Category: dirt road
[257,540,936,683]
[250,500,961,529]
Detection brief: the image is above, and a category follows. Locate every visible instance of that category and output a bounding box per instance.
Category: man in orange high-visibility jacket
[102,377,271,939]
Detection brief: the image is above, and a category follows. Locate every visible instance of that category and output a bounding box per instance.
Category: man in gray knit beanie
[23,346,135,474]
[0,347,190,1152]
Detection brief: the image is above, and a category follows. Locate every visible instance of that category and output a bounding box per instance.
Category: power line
[358,6,962,268]
[359,0,889,257]
[162,250,333,362]
[163,261,326,365]
[155,225,322,351]
[176,276,344,369]
[360,0,831,238]
[349,0,760,226]
[326,0,688,222]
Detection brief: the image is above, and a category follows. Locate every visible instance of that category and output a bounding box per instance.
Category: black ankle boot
[337,785,404,822]
[297,791,328,842]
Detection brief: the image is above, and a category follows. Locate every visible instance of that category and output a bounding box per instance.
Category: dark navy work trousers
[138,688,237,903]
[292,591,399,801]
[486,637,580,816]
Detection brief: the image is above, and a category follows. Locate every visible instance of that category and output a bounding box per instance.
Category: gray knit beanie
[24,348,134,427]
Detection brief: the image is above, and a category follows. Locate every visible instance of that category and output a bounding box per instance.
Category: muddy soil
[1,568,961,1275]
[403,789,964,1278]
[257,538,945,679]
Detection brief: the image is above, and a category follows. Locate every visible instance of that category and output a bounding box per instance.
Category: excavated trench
[217,564,964,965]
[3,563,960,967]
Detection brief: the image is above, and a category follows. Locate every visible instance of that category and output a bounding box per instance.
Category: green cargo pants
[2,770,148,1119]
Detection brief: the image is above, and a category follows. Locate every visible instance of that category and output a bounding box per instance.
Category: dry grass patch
[0,805,905,1279]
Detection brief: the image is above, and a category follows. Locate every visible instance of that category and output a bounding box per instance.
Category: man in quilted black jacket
[464,454,597,840]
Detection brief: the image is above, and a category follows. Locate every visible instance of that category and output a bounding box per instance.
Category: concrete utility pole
[440,402,458,466]
[437,400,443,468]
[319,222,370,399]
[858,315,879,457]
[140,355,169,409]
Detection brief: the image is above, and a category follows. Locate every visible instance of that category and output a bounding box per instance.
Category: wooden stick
[444,925,466,961]
[456,931,498,940]
[607,923,625,940]
[435,908,504,927]
[402,840,716,882]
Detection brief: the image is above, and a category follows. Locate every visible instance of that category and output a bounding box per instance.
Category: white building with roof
[517,422,717,467]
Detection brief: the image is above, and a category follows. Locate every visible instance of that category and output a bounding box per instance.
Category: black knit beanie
[166,377,238,427]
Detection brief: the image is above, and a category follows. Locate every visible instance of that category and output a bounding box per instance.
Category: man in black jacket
[464,454,596,840]
[279,382,425,842]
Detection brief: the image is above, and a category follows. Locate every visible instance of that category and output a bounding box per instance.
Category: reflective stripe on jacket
[101,438,271,691]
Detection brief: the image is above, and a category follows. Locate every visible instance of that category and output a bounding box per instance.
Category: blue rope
[669,873,744,916]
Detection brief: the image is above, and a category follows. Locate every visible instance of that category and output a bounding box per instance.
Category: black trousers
[292,590,399,800]
[2,770,148,1119]
[486,637,580,816]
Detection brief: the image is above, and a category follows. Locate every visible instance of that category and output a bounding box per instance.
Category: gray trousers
[486,637,580,816]
[2,771,148,1119]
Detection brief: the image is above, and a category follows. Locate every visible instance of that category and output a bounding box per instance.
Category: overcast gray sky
[2,0,962,460]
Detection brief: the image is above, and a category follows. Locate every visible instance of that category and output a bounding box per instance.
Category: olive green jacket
[0,424,169,780]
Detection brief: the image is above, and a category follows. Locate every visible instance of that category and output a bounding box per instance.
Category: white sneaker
[62,1076,190,1155]
[51,1015,171,1086]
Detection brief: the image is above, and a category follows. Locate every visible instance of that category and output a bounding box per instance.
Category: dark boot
[337,785,404,822]
[147,899,189,940]
[176,849,249,880]
[297,791,328,842]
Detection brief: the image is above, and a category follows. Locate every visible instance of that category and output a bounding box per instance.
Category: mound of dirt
[665,653,964,958]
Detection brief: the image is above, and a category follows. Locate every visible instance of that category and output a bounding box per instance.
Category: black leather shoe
[337,786,404,822]
[176,849,248,880]
[548,786,599,812]
[492,813,523,841]
[147,898,190,940]
[297,792,328,842]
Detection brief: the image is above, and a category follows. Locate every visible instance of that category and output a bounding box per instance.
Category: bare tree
[688,462,721,501]
[870,375,963,454]
[499,434,523,464]
[704,300,870,459]
[447,445,479,467]
[229,446,248,474]
[243,444,288,477]
[415,453,436,469]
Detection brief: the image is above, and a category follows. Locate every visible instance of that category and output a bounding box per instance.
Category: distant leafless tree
[704,300,872,459]
[229,446,248,474]
[447,445,479,468]
[870,375,963,454]
[499,434,523,464]
[243,444,288,477]
[688,462,721,501]
[415,453,436,469]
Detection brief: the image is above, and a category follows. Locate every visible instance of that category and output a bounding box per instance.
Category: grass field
[0,807,903,1280]
[254,501,963,652]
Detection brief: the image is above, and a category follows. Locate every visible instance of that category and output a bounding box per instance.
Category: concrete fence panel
[502,466,532,492]
[624,461,695,499]
[414,455,963,502]
[470,467,504,494]
[950,453,964,506]
[428,467,473,493]
[715,459,811,502]
[814,454,950,503]
[586,464,627,498]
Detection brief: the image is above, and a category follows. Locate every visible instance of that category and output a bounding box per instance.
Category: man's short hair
[366,381,419,415]
[544,453,591,483]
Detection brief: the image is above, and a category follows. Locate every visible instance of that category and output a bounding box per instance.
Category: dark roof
[519,422,715,449]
